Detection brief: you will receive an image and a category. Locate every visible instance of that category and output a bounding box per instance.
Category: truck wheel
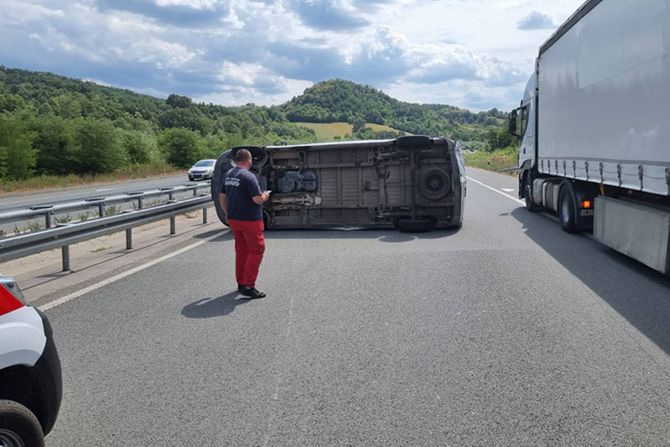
[559,188,577,233]
[395,217,436,233]
[0,400,45,447]
[523,177,538,212]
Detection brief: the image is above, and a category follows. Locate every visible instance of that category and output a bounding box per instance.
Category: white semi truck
[510,0,670,275]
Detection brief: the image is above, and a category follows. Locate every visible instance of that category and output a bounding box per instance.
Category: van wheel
[0,400,45,447]
[559,188,577,233]
[418,168,451,200]
[395,136,432,149]
[395,217,436,233]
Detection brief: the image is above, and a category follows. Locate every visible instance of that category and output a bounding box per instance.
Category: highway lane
[0,174,189,212]
[43,167,670,445]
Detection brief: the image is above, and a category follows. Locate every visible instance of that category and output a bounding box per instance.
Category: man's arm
[252,191,270,205]
[219,192,228,215]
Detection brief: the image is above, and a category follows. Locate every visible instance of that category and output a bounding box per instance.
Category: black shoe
[239,287,266,299]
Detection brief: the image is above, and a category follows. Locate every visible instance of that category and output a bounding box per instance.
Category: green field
[295,122,404,141]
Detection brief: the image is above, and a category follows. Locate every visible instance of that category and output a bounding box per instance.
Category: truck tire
[395,217,436,233]
[523,176,538,212]
[559,187,577,233]
[0,400,45,447]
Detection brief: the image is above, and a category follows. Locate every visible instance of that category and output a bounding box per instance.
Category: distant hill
[294,122,407,140]
[279,79,506,148]
[0,67,508,183]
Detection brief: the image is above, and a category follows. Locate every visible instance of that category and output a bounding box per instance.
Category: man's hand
[252,191,270,205]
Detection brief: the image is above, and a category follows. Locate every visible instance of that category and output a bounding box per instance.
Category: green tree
[0,94,27,113]
[485,125,516,152]
[33,115,76,175]
[0,111,37,179]
[121,130,158,164]
[73,118,125,173]
[159,128,203,168]
[166,94,193,109]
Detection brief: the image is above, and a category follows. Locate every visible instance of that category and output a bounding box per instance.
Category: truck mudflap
[594,197,670,275]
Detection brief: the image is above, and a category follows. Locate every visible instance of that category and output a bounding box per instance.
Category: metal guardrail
[0,184,214,271]
[0,182,211,227]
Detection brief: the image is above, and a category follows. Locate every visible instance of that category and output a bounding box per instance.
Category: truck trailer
[510,0,670,275]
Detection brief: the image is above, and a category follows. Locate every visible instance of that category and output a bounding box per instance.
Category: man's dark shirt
[222,166,263,221]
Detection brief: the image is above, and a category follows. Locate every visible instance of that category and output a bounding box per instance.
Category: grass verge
[0,161,183,194]
[464,147,518,174]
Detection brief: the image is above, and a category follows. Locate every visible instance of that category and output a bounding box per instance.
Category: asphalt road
[0,174,189,213]
[43,168,670,446]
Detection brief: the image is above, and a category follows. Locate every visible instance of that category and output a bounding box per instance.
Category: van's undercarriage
[212,136,466,232]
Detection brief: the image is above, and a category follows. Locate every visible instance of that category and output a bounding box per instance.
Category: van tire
[395,217,436,233]
[418,168,451,200]
[395,136,432,149]
[0,400,45,447]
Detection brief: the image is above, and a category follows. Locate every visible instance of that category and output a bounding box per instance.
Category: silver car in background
[187,159,216,181]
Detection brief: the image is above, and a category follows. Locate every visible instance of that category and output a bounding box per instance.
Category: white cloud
[518,11,555,30]
[0,0,586,110]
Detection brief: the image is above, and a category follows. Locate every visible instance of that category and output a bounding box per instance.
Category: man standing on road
[219,149,270,299]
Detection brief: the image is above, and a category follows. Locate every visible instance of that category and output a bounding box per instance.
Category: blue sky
[0,0,584,111]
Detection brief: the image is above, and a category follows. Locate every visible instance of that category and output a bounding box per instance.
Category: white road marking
[501,188,515,193]
[39,230,229,312]
[466,176,525,206]
[95,188,112,192]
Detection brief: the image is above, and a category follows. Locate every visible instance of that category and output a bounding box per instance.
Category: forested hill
[0,67,509,182]
[0,66,313,142]
[280,79,507,142]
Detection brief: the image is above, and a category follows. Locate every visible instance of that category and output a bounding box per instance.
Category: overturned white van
[211,136,466,232]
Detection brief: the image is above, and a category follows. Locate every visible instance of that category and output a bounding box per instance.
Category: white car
[0,276,62,447]
[187,159,216,181]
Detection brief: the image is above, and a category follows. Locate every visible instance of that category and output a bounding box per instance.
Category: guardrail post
[170,216,176,234]
[98,203,105,218]
[138,197,144,210]
[45,211,54,229]
[126,228,133,250]
[62,245,70,272]
[202,207,208,224]
[169,192,174,202]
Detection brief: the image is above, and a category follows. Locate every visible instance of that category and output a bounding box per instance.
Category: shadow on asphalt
[181,291,249,318]
[262,228,460,243]
[511,208,670,356]
[193,229,233,242]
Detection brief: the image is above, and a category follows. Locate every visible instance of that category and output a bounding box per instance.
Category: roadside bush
[33,115,76,175]
[121,130,158,164]
[73,118,126,173]
[0,111,37,180]
[159,127,203,168]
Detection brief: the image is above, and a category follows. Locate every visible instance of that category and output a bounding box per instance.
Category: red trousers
[227,218,265,288]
